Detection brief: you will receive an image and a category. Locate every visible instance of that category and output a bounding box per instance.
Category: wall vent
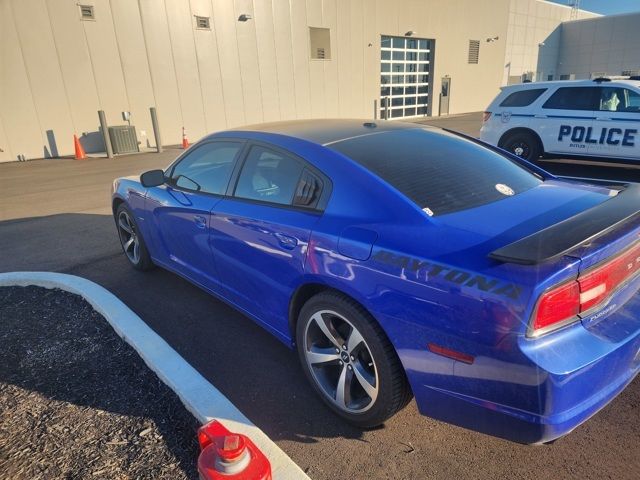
[316,48,326,59]
[79,5,95,20]
[195,16,211,30]
[468,40,480,64]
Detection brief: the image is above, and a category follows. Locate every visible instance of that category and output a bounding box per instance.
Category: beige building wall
[558,12,640,79]
[0,0,597,163]
[503,0,599,85]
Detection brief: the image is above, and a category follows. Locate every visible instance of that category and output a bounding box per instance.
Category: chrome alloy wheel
[303,310,379,413]
[117,210,140,265]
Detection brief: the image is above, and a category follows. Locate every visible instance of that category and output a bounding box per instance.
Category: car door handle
[194,215,207,229]
[595,117,612,121]
[534,114,547,119]
[274,232,298,250]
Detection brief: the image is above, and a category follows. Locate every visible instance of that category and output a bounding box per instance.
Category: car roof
[502,79,640,91]
[226,119,425,146]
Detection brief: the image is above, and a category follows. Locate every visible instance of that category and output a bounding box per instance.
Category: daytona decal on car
[371,250,523,300]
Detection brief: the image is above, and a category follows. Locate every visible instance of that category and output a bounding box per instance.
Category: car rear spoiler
[489,183,640,265]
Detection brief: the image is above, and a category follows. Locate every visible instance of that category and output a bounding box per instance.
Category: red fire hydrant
[197,420,272,480]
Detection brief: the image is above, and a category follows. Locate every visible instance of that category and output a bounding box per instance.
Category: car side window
[234,146,304,206]
[169,141,242,195]
[599,87,640,112]
[499,88,547,107]
[542,87,600,111]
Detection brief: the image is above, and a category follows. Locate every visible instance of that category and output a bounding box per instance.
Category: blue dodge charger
[112,120,640,443]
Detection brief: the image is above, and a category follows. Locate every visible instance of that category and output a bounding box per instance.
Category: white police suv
[480,78,640,162]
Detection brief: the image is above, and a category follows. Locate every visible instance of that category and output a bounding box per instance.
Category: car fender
[111,177,149,241]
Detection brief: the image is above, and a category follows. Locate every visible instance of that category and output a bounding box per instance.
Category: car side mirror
[140,169,165,188]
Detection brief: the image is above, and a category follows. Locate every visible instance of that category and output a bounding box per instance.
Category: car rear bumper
[412,318,640,444]
[479,122,501,146]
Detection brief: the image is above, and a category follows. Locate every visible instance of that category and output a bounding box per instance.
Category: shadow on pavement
[0,213,370,447]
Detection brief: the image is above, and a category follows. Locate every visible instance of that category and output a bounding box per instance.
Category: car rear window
[499,88,547,107]
[329,129,542,216]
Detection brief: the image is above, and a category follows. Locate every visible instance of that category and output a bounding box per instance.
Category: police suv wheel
[296,291,412,427]
[501,132,542,161]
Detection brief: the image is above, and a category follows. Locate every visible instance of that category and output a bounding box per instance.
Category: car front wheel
[296,291,412,427]
[115,204,154,271]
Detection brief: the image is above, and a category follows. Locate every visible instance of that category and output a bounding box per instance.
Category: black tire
[296,291,412,427]
[500,131,542,161]
[115,203,154,271]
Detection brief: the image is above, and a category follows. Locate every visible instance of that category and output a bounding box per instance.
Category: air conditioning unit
[108,126,139,155]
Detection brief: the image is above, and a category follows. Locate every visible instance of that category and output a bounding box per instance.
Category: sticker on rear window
[422,207,434,217]
[495,183,514,196]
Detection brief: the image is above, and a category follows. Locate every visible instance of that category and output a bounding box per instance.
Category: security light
[405,31,416,37]
[238,14,252,21]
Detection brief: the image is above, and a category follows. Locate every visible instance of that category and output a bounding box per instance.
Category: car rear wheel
[500,131,542,161]
[296,291,412,427]
[115,204,154,271]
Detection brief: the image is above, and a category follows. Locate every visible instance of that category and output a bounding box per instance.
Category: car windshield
[329,128,542,216]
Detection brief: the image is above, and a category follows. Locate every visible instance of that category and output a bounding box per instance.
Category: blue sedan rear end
[112,119,640,443]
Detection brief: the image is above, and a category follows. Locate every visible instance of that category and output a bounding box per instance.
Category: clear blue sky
[549,0,640,15]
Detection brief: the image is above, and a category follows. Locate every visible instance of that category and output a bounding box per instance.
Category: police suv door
[535,86,599,156]
[592,86,640,160]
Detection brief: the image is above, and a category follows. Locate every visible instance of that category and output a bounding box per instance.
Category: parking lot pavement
[1,118,638,480]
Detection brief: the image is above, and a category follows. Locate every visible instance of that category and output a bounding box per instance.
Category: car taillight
[531,242,640,336]
[579,242,640,310]
[533,281,580,334]
[482,111,492,123]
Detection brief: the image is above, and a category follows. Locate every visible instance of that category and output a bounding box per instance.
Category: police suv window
[599,87,640,112]
[542,87,600,111]
[169,142,242,194]
[234,146,304,206]
[499,88,547,107]
[329,129,541,216]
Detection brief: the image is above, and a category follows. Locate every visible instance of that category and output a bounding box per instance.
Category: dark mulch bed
[0,286,200,479]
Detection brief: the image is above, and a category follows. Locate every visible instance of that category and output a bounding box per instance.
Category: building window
[547,74,554,81]
[309,27,331,60]
[195,16,210,30]
[468,40,480,64]
[79,5,95,21]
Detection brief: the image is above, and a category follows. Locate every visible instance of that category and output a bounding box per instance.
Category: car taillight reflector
[427,343,475,364]
[482,111,492,123]
[532,242,640,336]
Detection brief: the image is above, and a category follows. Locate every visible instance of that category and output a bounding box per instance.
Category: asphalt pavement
[1,117,638,480]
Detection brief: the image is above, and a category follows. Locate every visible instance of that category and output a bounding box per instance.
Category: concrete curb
[0,272,309,480]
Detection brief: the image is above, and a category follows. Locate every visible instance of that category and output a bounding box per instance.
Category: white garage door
[380,35,434,119]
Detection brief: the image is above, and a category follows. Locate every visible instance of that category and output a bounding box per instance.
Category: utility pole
[569,0,581,20]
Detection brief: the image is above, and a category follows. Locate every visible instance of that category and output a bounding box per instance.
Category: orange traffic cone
[73,134,87,160]
[182,127,189,149]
